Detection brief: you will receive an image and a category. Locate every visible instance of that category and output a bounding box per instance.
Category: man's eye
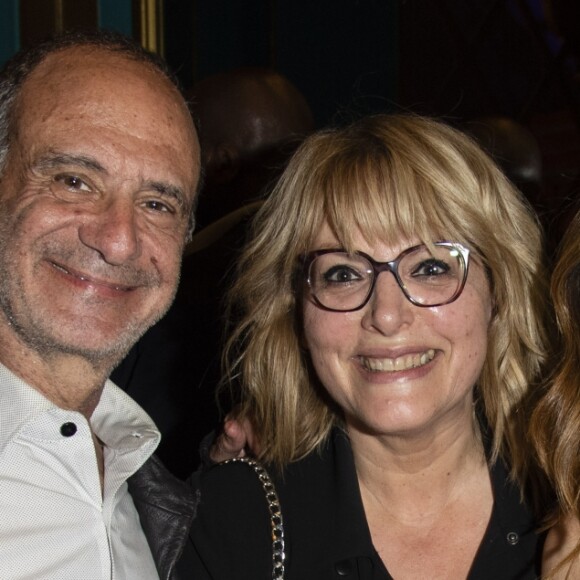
[144,200,174,213]
[54,175,91,192]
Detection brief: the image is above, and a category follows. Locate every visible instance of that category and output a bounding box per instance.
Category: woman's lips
[359,349,436,372]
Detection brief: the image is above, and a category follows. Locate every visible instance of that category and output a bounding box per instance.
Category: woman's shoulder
[187,430,360,579]
[196,457,281,530]
[195,431,345,513]
[189,458,277,578]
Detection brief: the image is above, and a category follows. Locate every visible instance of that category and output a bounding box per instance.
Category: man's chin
[12,320,149,372]
[42,338,138,371]
[69,314,167,371]
[2,293,173,372]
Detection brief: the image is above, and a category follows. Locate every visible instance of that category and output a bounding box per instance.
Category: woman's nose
[361,271,415,334]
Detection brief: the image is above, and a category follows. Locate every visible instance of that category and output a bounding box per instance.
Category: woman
[185,115,548,579]
[530,209,580,579]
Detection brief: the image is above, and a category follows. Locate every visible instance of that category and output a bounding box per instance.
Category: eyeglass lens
[307,244,467,311]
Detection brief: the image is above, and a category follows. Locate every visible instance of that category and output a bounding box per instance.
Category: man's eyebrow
[34,153,189,212]
[34,152,107,173]
[146,181,188,211]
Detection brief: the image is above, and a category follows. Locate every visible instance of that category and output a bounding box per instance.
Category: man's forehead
[24,46,162,93]
[17,45,196,143]
[13,45,200,195]
[14,47,199,195]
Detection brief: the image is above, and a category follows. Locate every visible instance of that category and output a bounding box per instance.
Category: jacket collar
[129,456,200,580]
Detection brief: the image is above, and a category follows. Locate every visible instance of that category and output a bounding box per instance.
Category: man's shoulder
[130,456,200,579]
[130,455,199,515]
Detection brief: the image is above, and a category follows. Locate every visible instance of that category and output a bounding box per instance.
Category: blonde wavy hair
[224,114,547,476]
[530,209,580,572]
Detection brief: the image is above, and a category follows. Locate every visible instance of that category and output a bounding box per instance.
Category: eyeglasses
[303,242,470,312]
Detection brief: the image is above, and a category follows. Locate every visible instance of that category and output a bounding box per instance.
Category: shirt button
[335,559,354,576]
[507,531,519,545]
[60,422,77,437]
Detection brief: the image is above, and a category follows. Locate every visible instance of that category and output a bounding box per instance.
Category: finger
[238,416,262,456]
[209,419,248,463]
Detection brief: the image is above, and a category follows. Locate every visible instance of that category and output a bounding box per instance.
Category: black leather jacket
[129,455,200,580]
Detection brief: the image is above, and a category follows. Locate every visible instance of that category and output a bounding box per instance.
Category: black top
[181,429,543,579]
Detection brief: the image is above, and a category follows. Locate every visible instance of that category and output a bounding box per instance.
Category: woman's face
[302,223,493,440]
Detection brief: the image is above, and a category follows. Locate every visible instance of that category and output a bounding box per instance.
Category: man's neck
[0,332,111,420]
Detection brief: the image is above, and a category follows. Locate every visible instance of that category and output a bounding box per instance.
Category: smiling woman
[183,114,548,579]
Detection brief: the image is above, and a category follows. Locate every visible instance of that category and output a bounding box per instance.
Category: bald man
[0,31,200,578]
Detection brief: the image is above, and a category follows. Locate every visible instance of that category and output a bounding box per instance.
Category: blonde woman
[184,115,548,579]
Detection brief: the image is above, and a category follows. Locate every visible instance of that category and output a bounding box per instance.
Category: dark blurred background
[2,0,578,236]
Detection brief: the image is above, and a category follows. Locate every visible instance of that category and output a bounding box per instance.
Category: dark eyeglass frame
[302,241,471,312]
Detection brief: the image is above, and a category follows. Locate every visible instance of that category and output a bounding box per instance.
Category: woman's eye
[412,259,450,277]
[54,174,91,192]
[324,266,363,284]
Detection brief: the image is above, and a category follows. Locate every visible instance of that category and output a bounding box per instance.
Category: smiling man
[0,31,200,579]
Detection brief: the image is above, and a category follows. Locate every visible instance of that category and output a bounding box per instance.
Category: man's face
[0,47,200,365]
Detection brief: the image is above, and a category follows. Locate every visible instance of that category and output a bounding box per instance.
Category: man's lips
[49,261,136,292]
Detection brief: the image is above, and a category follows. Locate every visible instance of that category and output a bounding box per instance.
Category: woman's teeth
[360,349,435,372]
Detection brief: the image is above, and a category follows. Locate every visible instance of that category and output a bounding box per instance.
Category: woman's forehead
[293,173,476,255]
[307,219,445,251]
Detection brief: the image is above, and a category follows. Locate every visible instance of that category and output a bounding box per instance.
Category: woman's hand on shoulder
[543,514,580,579]
[209,414,261,463]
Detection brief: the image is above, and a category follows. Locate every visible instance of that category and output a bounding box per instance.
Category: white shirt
[0,363,161,579]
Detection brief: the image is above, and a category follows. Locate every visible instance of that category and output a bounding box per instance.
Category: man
[112,68,315,478]
[0,31,201,578]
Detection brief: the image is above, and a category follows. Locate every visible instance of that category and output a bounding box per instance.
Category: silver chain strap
[220,457,286,579]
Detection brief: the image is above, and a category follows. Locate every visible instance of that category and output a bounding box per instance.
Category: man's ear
[207,144,241,185]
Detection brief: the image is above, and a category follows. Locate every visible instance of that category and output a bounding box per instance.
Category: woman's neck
[350,416,486,522]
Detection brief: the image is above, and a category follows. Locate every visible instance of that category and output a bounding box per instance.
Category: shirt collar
[0,361,160,456]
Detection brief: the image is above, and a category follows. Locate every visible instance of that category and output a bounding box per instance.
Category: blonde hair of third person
[530,209,580,579]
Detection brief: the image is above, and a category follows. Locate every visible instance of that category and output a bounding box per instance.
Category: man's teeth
[54,263,90,283]
[52,263,70,275]
[361,349,435,372]
[52,262,126,290]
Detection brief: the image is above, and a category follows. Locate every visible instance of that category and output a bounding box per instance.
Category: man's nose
[78,198,141,265]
